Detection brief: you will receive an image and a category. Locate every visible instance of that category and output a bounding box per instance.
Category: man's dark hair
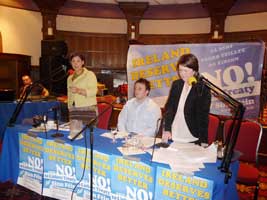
[134,78,151,92]
[22,74,31,78]
[177,53,199,72]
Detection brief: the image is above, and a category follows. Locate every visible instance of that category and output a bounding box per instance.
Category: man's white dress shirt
[118,97,161,137]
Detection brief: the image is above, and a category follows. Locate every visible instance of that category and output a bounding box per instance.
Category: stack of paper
[151,141,217,175]
[101,133,217,175]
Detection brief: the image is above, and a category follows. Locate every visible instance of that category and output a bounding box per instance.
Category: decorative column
[119,2,148,43]
[33,0,66,40]
[0,32,2,52]
[201,0,237,42]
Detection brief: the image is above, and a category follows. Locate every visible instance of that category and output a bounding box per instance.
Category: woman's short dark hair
[177,53,199,72]
[70,52,85,63]
[134,78,151,92]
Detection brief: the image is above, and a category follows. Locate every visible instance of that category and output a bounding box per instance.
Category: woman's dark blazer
[164,79,211,144]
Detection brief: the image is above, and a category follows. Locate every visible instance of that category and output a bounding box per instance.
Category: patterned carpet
[237,164,267,200]
[0,165,266,200]
[0,181,57,200]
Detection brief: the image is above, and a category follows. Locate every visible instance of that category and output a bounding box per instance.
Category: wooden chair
[224,119,263,200]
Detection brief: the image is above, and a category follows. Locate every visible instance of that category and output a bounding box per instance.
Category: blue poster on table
[154,166,213,200]
[73,146,113,200]
[43,140,77,200]
[110,155,155,200]
[17,133,44,194]
[127,42,265,119]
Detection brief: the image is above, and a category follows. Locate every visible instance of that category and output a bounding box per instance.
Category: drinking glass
[69,119,83,140]
[110,127,117,143]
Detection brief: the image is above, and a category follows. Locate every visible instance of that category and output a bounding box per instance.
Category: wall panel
[57,31,128,70]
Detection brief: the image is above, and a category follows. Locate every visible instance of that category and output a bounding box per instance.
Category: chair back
[97,101,113,129]
[208,114,220,145]
[223,119,262,164]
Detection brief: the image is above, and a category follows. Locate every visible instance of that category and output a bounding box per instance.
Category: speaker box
[0,89,15,102]
[41,40,68,56]
[40,56,70,95]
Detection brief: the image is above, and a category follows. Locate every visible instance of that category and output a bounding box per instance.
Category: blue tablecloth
[0,101,60,140]
[0,125,239,200]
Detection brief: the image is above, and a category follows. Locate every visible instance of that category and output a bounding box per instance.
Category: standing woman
[162,53,211,145]
[67,52,97,125]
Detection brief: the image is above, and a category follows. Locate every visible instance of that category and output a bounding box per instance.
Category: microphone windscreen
[188,76,197,86]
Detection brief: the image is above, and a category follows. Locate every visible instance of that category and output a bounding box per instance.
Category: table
[0,101,60,140]
[0,125,239,200]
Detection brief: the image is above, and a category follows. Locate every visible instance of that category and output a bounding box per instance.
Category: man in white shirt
[117,78,161,137]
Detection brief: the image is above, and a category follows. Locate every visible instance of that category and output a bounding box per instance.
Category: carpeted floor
[0,165,266,200]
[0,181,57,200]
[237,165,267,200]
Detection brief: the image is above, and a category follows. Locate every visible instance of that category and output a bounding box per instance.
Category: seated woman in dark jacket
[162,53,211,145]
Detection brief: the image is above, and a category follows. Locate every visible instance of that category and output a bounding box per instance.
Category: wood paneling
[0,53,31,98]
[57,31,128,70]
[139,33,211,44]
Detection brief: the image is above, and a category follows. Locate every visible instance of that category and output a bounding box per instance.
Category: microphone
[188,76,197,86]
[188,72,205,86]
[150,110,172,162]
[150,117,163,163]
[53,107,58,125]
[62,64,67,73]
[70,101,115,141]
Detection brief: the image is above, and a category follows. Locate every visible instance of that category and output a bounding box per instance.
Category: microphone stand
[51,107,63,138]
[198,74,245,183]
[150,118,164,163]
[70,101,113,200]
[150,109,172,158]
[8,84,34,127]
[0,85,34,143]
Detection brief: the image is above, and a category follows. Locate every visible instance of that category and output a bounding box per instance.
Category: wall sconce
[47,20,53,36]
[130,24,135,40]
[212,24,222,40]
[213,30,219,39]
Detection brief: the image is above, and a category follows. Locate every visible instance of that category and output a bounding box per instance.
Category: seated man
[117,78,161,137]
[20,75,49,99]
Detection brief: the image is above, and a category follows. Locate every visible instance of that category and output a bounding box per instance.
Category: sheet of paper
[58,122,70,131]
[29,127,51,132]
[150,142,217,174]
[139,136,162,148]
[117,146,146,156]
